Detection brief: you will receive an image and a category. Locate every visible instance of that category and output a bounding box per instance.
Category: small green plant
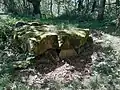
[89,46,120,90]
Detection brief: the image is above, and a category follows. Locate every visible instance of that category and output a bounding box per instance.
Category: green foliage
[0,17,35,89]
[90,46,120,90]
[0,74,12,90]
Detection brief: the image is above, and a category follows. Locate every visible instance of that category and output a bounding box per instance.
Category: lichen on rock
[13,22,91,58]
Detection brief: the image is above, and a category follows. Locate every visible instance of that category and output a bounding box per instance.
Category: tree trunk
[116,0,119,6]
[33,2,41,15]
[78,0,84,11]
[97,0,106,20]
[5,0,16,14]
[91,0,96,12]
[23,0,28,14]
[50,0,53,17]
[27,0,42,18]
[108,0,111,9]
[116,0,120,29]
[23,0,26,7]
[57,1,60,16]
[85,0,89,14]
[75,0,77,9]
[75,0,77,15]
[116,0,119,16]
[116,14,120,29]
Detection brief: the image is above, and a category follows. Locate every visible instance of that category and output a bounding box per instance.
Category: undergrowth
[0,16,120,90]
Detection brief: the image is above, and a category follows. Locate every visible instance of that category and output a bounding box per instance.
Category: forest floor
[13,29,120,90]
[0,16,120,90]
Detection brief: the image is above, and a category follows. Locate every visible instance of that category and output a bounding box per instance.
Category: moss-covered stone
[30,32,59,55]
[13,22,90,58]
[58,29,89,48]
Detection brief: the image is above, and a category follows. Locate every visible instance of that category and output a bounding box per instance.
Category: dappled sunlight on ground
[13,28,120,89]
